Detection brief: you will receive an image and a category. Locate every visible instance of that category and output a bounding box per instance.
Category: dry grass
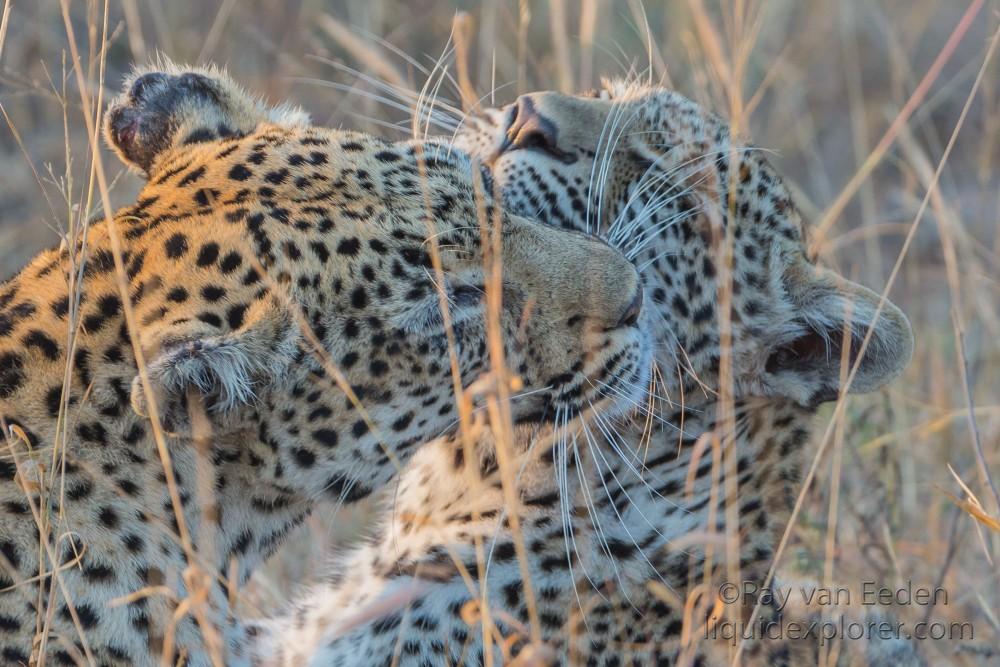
[1,1,999,664]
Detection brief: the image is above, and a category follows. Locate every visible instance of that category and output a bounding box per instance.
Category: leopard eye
[450,283,484,307]
[398,278,485,335]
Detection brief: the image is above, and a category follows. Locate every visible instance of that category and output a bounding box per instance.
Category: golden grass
[0,1,998,665]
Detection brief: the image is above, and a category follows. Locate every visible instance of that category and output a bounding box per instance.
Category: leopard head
[456,81,913,408]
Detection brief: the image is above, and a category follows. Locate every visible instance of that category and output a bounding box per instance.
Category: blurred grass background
[1,1,998,663]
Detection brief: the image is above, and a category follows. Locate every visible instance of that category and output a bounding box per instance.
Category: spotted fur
[243,82,917,665]
[0,67,650,666]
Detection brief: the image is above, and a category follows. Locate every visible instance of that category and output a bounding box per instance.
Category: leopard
[237,80,919,666]
[0,64,651,667]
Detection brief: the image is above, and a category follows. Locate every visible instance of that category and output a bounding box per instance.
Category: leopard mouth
[517,324,652,427]
[513,358,651,427]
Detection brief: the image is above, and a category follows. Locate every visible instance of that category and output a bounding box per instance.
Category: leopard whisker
[585,95,630,234]
[621,208,695,259]
[604,140,721,239]
[418,49,465,109]
[318,458,367,514]
[445,82,519,150]
[432,385,554,444]
[610,174,714,253]
[341,28,435,77]
[649,309,714,397]
[610,167,704,239]
[421,61,455,142]
[413,41,458,140]
[593,105,644,234]
[468,81,517,114]
[633,250,680,273]
[590,377,692,436]
[341,112,443,137]
[307,56,466,120]
[554,411,604,624]
[582,415,685,596]
[612,196,690,254]
[294,78,459,133]
[617,364,699,413]
[421,267,458,312]
[571,430,629,600]
[609,146,769,248]
[586,403,692,519]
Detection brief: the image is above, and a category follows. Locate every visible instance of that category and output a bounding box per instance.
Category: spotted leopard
[0,66,650,666]
[242,81,917,666]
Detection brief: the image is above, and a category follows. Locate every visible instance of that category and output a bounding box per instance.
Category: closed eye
[450,283,484,306]
[397,280,485,334]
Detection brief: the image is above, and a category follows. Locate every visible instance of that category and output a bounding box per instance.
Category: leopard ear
[131,300,299,434]
[105,63,311,176]
[763,264,913,408]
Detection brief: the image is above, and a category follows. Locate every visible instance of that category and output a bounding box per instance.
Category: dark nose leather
[499,94,576,163]
[502,96,560,154]
[616,287,643,328]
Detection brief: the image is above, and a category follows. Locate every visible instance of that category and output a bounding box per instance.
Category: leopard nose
[616,288,643,329]
[506,96,558,151]
[497,95,575,163]
[502,216,642,332]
